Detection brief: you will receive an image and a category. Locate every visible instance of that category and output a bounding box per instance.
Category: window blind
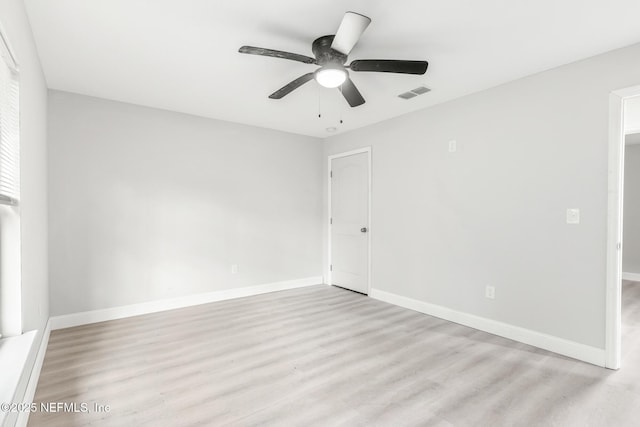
[0,33,19,206]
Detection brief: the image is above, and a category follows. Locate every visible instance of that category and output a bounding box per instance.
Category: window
[0,31,19,205]
[0,28,20,338]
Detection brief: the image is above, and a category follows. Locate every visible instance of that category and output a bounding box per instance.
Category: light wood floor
[29,281,640,427]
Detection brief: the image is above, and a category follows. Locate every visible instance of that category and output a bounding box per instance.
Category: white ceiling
[24,0,640,138]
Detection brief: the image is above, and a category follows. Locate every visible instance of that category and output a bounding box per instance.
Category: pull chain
[339,85,344,125]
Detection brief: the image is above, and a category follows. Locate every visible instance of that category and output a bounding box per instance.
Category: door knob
[360,227,368,233]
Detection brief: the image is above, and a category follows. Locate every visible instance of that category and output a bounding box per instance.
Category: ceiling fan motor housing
[312,35,347,66]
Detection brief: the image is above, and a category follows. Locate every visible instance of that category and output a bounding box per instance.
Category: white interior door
[330,151,369,294]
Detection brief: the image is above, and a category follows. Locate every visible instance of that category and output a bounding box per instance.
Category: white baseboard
[369,288,606,367]
[50,276,323,330]
[15,320,51,427]
[622,272,640,282]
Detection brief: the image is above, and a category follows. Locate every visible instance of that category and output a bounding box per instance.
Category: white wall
[624,96,640,134]
[48,91,323,316]
[0,0,48,424]
[626,133,640,146]
[324,42,640,350]
[624,143,640,275]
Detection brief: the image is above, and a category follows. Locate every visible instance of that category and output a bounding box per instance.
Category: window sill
[0,331,37,425]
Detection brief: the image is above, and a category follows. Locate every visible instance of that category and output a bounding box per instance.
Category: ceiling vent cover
[398,86,431,100]
[398,92,417,100]
[411,86,430,95]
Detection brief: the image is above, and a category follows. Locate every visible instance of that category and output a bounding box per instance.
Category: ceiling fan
[238,12,429,107]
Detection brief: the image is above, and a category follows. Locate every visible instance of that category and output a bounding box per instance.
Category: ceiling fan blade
[341,78,365,107]
[269,73,315,99]
[349,60,428,75]
[331,12,371,55]
[239,46,316,65]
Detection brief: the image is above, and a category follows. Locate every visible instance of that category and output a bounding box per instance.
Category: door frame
[605,85,640,369]
[327,147,372,295]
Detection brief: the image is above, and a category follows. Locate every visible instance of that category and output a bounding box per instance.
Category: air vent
[398,92,417,100]
[411,86,430,95]
[398,86,431,100]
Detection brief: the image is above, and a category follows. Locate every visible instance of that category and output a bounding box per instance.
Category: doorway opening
[622,97,640,369]
[606,88,640,369]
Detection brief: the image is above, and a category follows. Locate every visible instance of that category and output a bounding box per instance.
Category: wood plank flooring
[28,281,640,426]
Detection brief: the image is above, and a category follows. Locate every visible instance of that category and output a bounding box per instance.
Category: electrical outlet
[485,286,495,300]
[231,264,239,274]
[566,208,580,224]
[448,140,457,152]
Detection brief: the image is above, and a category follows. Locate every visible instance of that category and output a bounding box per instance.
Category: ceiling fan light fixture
[315,64,347,88]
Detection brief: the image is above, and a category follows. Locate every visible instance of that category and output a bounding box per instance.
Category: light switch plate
[566,209,580,224]
[448,140,457,152]
[485,286,495,300]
